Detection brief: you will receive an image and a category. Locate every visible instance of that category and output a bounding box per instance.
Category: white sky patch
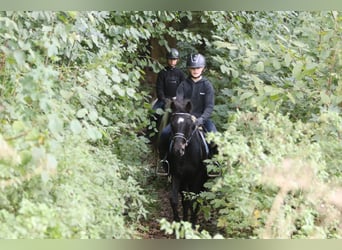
[177,117,185,124]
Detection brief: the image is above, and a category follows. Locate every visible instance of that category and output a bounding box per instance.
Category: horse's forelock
[172,99,192,113]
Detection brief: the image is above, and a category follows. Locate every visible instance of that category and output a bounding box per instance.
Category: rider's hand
[195,117,204,127]
[164,98,172,105]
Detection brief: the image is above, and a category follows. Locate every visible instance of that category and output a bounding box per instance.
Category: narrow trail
[135,144,222,239]
[138,175,176,239]
[137,172,222,239]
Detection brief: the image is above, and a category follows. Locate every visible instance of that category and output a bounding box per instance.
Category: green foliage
[202,109,342,238]
[0,11,154,238]
[203,11,342,126]
[1,10,342,239]
[159,218,224,239]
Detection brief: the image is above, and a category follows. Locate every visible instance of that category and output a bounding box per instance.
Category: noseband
[171,113,197,146]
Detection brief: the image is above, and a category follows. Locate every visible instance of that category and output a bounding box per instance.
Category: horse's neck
[189,130,209,160]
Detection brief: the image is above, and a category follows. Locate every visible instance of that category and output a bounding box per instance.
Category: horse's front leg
[169,177,180,222]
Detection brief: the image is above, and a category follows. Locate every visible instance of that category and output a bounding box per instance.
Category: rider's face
[189,67,204,79]
[168,59,178,68]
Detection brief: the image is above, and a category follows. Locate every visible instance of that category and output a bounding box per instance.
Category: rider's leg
[151,99,165,131]
[159,124,171,158]
[157,124,172,175]
[203,120,220,177]
[203,119,218,157]
[203,119,217,133]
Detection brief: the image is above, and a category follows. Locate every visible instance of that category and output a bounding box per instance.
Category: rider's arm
[156,70,166,101]
[200,81,215,121]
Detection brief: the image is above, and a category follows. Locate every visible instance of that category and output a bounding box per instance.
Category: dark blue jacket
[176,76,215,121]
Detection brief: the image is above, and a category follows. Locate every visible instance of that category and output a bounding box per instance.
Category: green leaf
[284,54,292,67]
[98,117,109,126]
[240,91,254,100]
[76,108,88,118]
[113,84,125,96]
[292,62,303,79]
[70,119,83,134]
[255,62,264,72]
[272,59,281,70]
[86,126,102,141]
[88,109,98,122]
[291,40,308,49]
[126,88,136,98]
[213,41,238,50]
[48,114,64,135]
[220,65,229,74]
[287,92,296,104]
[13,50,25,66]
[231,69,239,78]
[46,154,57,170]
[320,91,331,105]
[45,38,59,57]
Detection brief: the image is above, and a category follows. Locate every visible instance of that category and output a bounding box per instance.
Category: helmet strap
[191,75,202,82]
[189,67,205,81]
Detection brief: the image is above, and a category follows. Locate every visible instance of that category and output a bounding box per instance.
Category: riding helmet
[186,53,206,68]
[167,48,179,59]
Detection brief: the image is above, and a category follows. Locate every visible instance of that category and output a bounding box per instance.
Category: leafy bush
[0,11,153,238]
[1,10,342,239]
[203,109,342,238]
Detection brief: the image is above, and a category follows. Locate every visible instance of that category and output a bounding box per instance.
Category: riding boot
[156,154,169,176]
[208,142,218,159]
[156,142,171,176]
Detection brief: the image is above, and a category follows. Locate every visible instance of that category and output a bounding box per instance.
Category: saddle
[197,128,210,159]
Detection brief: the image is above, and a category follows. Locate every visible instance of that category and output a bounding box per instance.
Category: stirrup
[208,171,221,178]
[156,159,169,176]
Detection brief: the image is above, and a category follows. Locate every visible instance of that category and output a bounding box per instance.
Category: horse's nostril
[180,144,186,155]
[173,142,186,157]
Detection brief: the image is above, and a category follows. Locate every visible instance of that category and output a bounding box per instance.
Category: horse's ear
[185,100,192,113]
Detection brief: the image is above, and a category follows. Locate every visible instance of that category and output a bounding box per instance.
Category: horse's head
[170,99,197,157]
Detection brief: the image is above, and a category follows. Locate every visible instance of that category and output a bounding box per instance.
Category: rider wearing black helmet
[176,53,217,132]
[153,48,186,112]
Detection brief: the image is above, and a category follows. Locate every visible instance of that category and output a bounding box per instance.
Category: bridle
[171,112,198,147]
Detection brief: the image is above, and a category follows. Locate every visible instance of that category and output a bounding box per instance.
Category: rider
[157,53,217,174]
[152,48,186,113]
[176,53,217,133]
[149,48,186,143]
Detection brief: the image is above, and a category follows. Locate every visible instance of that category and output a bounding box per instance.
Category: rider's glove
[195,117,204,127]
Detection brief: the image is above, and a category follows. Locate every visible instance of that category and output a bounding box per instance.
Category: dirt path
[138,175,175,239]
[137,173,221,239]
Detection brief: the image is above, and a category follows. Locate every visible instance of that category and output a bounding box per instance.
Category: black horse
[164,99,209,225]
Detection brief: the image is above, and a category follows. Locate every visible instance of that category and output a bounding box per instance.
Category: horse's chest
[172,160,198,176]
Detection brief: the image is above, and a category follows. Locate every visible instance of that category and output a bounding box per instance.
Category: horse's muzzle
[173,142,186,157]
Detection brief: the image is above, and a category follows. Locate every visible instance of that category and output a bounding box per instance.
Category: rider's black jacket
[156,66,186,101]
[176,76,215,122]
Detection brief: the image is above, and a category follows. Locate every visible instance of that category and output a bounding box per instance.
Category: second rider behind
[153,48,186,112]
